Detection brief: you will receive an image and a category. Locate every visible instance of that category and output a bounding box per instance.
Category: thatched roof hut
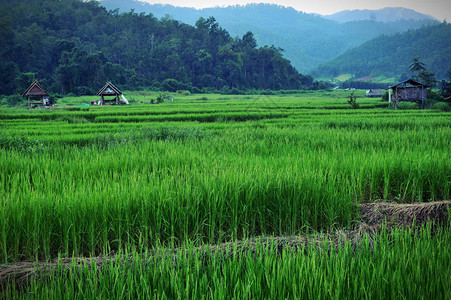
[365,89,383,98]
[97,82,128,105]
[22,80,49,109]
[387,79,428,109]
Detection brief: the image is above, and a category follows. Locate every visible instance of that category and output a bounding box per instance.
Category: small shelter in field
[22,80,49,109]
[97,82,129,105]
[365,89,383,98]
[386,79,428,109]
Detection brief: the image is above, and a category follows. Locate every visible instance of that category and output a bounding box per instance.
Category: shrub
[201,87,217,94]
[150,81,162,91]
[229,87,244,95]
[162,79,190,92]
[177,90,191,96]
[219,85,231,95]
[5,94,24,106]
[432,102,451,112]
[347,91,359,109]
[156,93,165,104]
[191,86,202,94]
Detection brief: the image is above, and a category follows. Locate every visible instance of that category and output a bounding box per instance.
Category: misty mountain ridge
[99,1,437,74]
[311,22,451,80]
[325,7,436,23]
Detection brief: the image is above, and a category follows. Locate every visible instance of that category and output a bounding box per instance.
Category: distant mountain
[311,22,451,80]
[99,1,437,74]
[325,7,436,23]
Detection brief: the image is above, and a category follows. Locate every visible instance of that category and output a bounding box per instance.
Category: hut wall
[392,87,427,102]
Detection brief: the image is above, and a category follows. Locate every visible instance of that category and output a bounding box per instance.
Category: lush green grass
[3,225,451,299]
[52,90,371,106]
[0,92,449,263]
[1,91,450,297]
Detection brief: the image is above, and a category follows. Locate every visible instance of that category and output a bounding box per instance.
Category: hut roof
[387,79,428,90]
[97,82,122,96]
[22,80,49,97]
[366,89,383,96]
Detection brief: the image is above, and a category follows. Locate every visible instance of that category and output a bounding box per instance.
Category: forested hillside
[0,0,316,96]
[100,1,437,73]
[311,22,451,80]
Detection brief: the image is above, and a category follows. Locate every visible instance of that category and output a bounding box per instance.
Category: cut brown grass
[359,200,451,228]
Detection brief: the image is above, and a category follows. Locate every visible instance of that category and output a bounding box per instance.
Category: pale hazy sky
[140,0,451,21]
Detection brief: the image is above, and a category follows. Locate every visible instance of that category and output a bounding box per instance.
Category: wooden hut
[365,89,383,98]
[387,79,428,109]
[97,82,125,105]
[22,80,49,109]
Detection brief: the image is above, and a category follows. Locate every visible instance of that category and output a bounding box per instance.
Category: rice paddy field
[1,91,450,298]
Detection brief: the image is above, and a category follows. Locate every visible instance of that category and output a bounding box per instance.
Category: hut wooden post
[388,88,392,107]
[395,87,398,109]
[421,85,424,109]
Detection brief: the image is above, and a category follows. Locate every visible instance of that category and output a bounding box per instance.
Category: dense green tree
[241,32,257,49]
[0,0,318,96]
[409,57,437,87]
[0,62,18,95]
[417,70,437,88]
[14,72,36,94]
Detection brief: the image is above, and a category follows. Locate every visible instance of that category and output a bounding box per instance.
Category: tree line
[101,1,437,74]
[0,0,323,97]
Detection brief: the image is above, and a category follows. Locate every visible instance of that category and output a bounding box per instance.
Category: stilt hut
[22,80,49,109]
[365,89,383,98]
[97,82,128,105]
[387,79,428,109]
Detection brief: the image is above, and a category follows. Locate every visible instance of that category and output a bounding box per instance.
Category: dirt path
[1,201,450,290]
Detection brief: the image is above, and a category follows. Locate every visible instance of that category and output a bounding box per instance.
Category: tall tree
[409,57,436,87]
[409,57,426,75]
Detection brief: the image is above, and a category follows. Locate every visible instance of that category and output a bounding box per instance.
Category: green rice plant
[0,92,449,263]
[3,225,450,299]
[0,125,449,262]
